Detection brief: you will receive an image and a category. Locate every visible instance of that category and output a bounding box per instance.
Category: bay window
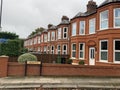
[80,21,85,35]
[72,23,76,36]
[63,27,68,39]
[89,18,95,34]
[58,28,61,39]
[62,45,67,54]
[79,43,85,59]
[72,44,76,58]
[114,8,120,27]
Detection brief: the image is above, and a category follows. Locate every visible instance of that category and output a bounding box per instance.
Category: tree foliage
[0,32,19,39]
[29,27,45,37]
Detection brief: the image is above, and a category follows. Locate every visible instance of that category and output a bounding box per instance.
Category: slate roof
[49,25,57,30]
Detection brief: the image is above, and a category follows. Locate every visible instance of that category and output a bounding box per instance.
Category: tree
[0,32,19,39]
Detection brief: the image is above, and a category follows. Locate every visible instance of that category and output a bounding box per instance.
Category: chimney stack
[61,16,69,21]
[48,24,53,29]
[87,0,97,13]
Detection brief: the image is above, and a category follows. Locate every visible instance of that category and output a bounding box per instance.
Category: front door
[89,47,95,65]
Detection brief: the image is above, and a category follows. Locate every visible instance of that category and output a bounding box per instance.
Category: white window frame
[89,18,96,34]
[51,31,55,41]
[41,35,43,42]
[114,39,120,63]
[63,27,68,39]
[99,40,108,62]
[71,43,76,59]
[58,28,61,39]
[48,32,50,41]
[44,34,47,42]
[100,10,109,30]
[57,45,61,54]
[62,44,67,55]
[114,8,120,28]
[72,23,77,36]
[44,46,47,53]
[79,21,85,35]
[51,46,54,54]
[79,43,85,60]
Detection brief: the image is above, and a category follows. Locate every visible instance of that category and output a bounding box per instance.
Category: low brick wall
[7,62,120,77]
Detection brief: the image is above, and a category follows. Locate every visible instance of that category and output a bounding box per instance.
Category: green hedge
[0,39,21,56]
[0,32,18,39]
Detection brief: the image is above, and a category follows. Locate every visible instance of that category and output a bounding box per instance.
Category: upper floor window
[79,43,85,59]
[41,35,43,42]
[48,32,50,41]
[62,45,67,54]
[100,10,109,30]
[114,40,120,63]
[80,21,85,35]
[51,31,55,41]
[114,8,120,28]
[63,27,68,39]
[44,34,47,42]
[89,18,95,34]
[72,23,76,36]
[100,40,108,62]
[58,28,61,39]
[71,44,76,58]
[38,36,41,44]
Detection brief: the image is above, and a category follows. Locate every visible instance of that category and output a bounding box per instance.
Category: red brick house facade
[24,0,120,65]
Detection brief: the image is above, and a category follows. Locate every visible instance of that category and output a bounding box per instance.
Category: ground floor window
[79,43,85,59]
[57,45,61,54]
[62,45,67,55]
[114,40,120,63]
[72,44,76,58]
[100,40,108,62]
[51,46,54,54]
[44,46,47,53]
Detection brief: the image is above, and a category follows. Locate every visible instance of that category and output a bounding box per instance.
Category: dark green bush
[79,60,85,65]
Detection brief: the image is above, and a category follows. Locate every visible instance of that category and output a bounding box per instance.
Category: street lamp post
[0,0,3,31]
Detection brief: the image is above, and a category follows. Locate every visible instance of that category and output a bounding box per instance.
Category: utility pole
[0,0,3,32]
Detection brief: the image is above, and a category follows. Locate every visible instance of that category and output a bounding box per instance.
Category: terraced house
[24,0,120,65]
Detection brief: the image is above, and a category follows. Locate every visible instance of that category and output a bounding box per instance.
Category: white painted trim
[89,18,96,34]
[114,8,120,28]
[114,39,120,63]
[71,43,76,59]
[99,40,108,62]
[79,21,85,35]
[72,23,77,36]
[63,27,68,39]
[100,10,109,30]
[79,43,85,60]
[62,44,67,54]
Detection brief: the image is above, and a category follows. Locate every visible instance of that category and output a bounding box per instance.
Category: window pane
[64,45,66,50]
[89,18,95,34]
[80,21,85,34]
[80,52,83,58]
[72,52,76,57]
[80,44,83,50]
[72,23,76,36]
[115,41,120,50]
[73,44,76,50]
[101,20,108,29]
[58,28,61,39]
[115,19,120,27]
[101,41,107,50]
[101,52,107,60]
[101,11,108,20]
[64,28,67,32]
[115,52,120,61]
[115,8,120,17]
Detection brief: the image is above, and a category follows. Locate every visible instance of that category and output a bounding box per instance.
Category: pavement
[0,76,120,89]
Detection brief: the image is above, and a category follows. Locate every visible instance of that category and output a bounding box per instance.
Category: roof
[58,20,70,25]
[48,25,57,30]
[99,0,120,7]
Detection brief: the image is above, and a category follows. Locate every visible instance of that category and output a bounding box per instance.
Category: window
[89,18,95,34]
[44,34,47,42]
[62,45,67,54]
[63,27,68,39]
[58,28,61,39]
[38,36,41,44]
[51,32,55,41]
[114,40,120,62]
[100,10,108,30]
[72,44,76,58]
[41,35,43,42]
[72,23,76,36]
[47,46,50,54]
[38,47,40,52]
[80,21,85,35]
[57,45,61,54]
[44,46,47,53]
[114,8,120,27]
[79,43,85,59]
[51,46,54,54]
[48,32,50,41]
[100,40,108,61]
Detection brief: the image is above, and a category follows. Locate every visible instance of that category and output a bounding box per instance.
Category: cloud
[1,0,104,38]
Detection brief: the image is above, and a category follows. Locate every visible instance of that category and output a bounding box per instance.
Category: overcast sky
[2,0,104,38]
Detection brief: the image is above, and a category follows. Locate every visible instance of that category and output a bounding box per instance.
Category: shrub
[79,60,85,65]
[66,59,72,64]
[18,53,37,63]
[56,55,61,64]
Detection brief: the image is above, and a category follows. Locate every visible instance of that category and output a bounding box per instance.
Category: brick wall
[0,56,8,77]
[7,62,120,77]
